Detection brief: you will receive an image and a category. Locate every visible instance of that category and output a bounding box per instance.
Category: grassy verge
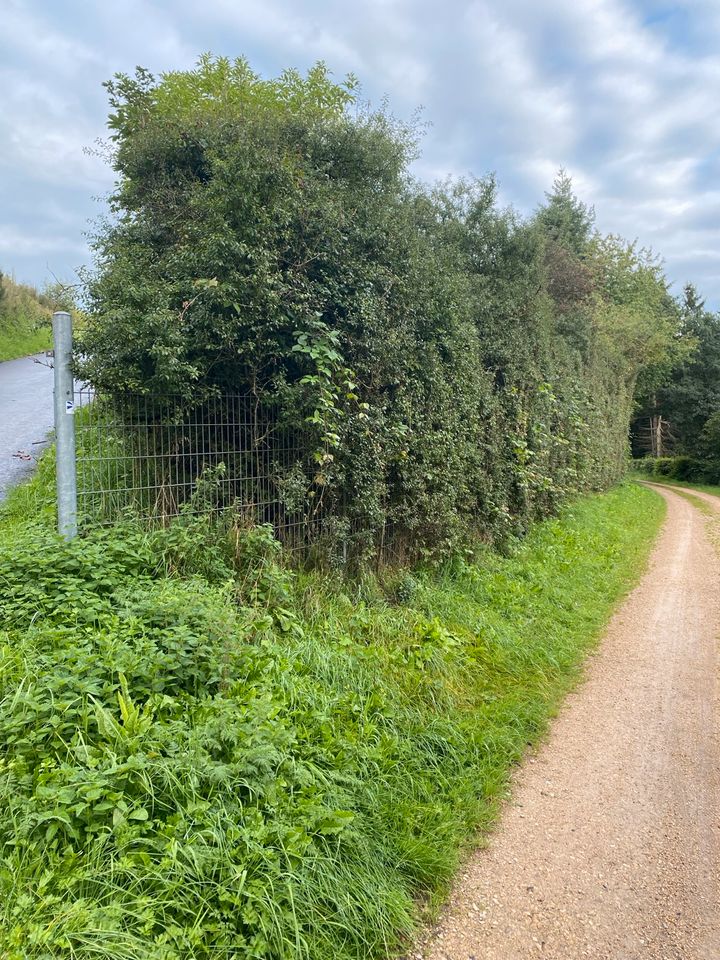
[0,480,664,959]
[0,274,53,361]
[0,444,56,532]
[667,487,716,515]
[640,480,720,555]
[636,476,720,499]
[0,326,51,362]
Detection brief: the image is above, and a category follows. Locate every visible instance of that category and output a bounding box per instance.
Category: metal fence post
[52,311,77,539]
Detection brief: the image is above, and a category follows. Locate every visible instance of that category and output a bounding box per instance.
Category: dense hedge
[633,455,720,485]
[78,57,679,560]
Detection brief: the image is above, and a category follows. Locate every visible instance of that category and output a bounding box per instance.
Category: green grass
[0,446,56,536]
[636,476,720,499]
[0,480,664,959]
[0,274,53,361]
[0,325,51,362]
[668,488,715,515]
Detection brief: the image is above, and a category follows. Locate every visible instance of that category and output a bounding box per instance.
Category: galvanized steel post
[52,311,77,539]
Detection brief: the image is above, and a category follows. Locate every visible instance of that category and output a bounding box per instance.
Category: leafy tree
[39,280,79,313]
[590,236,683,395]
[534,172,597,366]
[699,410,720,461]
[656,284,720,454]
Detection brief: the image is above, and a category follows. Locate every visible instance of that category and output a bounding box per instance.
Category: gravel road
[0,353,54,499]
[418,483,720,960]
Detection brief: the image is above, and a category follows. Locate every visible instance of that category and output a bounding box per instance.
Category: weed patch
[0,484,663,959]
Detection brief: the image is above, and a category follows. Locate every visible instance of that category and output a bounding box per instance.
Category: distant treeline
[632,283,720,483]
[78,56,698,557]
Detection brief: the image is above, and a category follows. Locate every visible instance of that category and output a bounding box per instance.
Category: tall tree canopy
[631,283,720,476]
[659,284,720,450]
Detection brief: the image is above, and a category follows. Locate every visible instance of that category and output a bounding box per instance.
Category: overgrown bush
[78,57,680,560]
[632,455,719,484]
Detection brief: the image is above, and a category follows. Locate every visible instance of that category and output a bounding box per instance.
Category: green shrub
[632,455,718,484]
[654,457,678,477]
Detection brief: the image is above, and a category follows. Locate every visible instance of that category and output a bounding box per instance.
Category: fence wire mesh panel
[73,389,346,553]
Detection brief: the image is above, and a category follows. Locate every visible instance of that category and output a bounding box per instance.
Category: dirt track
[418,484,720,960]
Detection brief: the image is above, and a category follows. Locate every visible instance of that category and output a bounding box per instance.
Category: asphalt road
[0,353,55,500]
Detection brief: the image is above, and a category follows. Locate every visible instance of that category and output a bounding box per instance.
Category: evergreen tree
[537,168,595,256]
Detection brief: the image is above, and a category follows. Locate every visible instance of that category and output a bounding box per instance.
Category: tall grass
[0,478,664,959]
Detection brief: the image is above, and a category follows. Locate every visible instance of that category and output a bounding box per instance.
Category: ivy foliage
[79,57,680,558]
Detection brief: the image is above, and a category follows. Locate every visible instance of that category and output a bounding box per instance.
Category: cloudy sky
[2,0,720,307]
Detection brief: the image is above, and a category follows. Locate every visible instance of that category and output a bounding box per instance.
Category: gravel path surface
[417,485,720,960]
[0,352,54,499]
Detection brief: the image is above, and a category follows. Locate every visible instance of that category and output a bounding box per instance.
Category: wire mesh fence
[72,389,347,553]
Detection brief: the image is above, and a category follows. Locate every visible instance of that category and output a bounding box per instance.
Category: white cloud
[2,0,100,70]
[0,223,87,256]
[0,69,109,189]
[1,0,720,305]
